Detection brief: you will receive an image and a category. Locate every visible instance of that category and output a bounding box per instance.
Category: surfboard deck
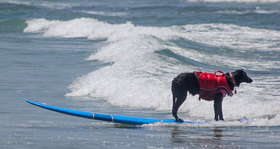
[26,100,202,125]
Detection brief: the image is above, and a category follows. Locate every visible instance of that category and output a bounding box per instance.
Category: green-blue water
[1,0,280,148]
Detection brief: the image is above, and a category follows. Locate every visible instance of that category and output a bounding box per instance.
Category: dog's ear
[236,69,246,75]
[238,69,245,73]
[232,70,241,76]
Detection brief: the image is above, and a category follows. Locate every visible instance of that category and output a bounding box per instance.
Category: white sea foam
[24,18,112,40]
[24,18,280,126]
[81,11,127,17]
[146,115,280,127]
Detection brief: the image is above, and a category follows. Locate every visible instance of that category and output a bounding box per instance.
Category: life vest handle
[214,70,225,76]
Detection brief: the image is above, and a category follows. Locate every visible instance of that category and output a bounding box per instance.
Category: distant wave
[0,0,79,9]
[218,8,280,14]
[187,0,280,3]
[24,18,280,52]
[80,11,127,17]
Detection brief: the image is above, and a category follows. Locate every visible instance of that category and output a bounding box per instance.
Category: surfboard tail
[26,100,93,119]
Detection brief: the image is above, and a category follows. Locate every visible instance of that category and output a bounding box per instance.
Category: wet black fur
[171,70,253,122]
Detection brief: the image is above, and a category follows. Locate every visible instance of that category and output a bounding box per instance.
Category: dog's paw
[176,118,184,123]
[214,118,224,121]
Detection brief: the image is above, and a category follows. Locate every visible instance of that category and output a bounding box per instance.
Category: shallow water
[1,0,280,148]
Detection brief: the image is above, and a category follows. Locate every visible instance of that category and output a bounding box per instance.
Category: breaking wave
[24,18,280,125]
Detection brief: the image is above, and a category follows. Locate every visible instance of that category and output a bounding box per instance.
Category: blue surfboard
[26,100,202,125]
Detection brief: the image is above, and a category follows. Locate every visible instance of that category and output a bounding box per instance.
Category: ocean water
[1,0,280,148]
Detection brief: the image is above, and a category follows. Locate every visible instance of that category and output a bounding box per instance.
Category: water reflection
[171,127,225,147]
[213,128,223,140]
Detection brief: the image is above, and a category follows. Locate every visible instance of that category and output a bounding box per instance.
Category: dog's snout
[248,77,253,83]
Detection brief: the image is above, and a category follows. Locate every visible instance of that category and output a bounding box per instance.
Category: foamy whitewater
[23,16,280,126]
[2,0,280,148]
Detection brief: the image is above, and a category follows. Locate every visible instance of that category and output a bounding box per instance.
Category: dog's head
[231,69,253,87]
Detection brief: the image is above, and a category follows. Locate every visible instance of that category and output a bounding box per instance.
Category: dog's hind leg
[172,93,187,122]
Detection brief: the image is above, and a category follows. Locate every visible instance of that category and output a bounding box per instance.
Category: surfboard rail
[26,100,202,125]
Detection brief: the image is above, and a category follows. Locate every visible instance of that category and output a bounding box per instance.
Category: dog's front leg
[214,93,224,121]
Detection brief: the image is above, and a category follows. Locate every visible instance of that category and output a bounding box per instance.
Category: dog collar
[230,73,237,87]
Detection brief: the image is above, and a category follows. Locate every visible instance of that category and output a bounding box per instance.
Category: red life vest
[195,71,233,101]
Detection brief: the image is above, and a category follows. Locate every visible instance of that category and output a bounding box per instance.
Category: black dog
[171,70,253,122]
